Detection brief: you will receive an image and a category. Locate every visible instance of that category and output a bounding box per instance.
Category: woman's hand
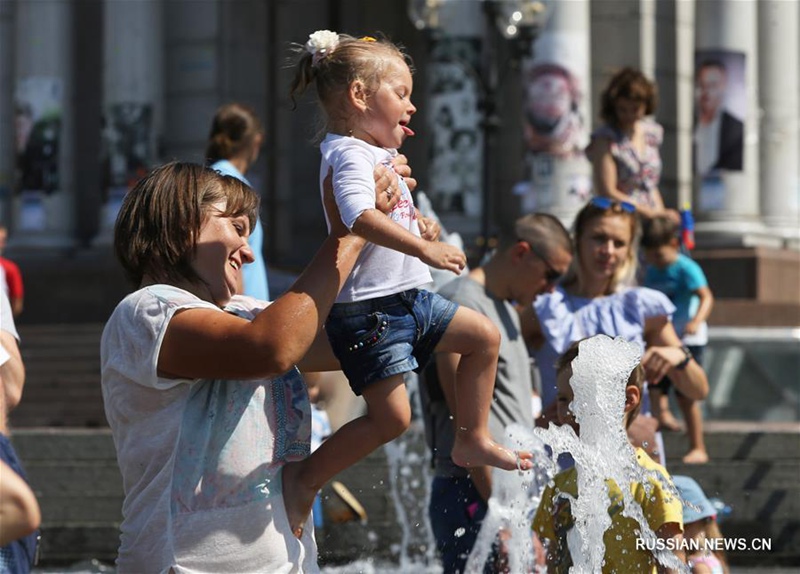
[373,164,401,214]
[391,153,417,192]
[642,345,687,384]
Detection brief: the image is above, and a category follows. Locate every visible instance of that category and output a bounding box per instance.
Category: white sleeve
[0,290,18,341]
[331,142,380,230]
[101,287,219,390]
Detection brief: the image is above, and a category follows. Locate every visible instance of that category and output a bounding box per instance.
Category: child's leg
[677,393,708,464]
[282,374,410,536]
[651,386,682,431]
[435,306,533,471]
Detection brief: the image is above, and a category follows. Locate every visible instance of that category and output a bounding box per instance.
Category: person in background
[642,216,714,464]
[422,213,572,573]
[0,225,24,317]
[586,68,679,223]
[0,289,40,571]
[521,198,709,466]
[673,475,729,573]
[206,103,270,299]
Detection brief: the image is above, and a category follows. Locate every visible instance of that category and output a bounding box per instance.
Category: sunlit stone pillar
[96,0,163,244]
[758,0,799,240]
[693,0,767,247]
[522,0,591,227]
[12,0,75,247]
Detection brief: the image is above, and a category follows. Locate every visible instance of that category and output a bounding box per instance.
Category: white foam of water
[531,335,687,573]
[379,373,438,569]
[463,423,553,574]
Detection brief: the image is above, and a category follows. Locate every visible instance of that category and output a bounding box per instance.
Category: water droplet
[454,527,466,538]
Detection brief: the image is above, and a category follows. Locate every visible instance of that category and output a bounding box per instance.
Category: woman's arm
[643,316,709,400]
[157,171,367,381]
[0,459,41,546]
[352,210,464,273]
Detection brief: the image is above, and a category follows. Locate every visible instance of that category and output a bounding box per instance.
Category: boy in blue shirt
[642,216,714,464]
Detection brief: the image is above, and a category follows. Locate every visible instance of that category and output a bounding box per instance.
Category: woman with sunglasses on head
[586,68,679,223]
[520,198,708,464]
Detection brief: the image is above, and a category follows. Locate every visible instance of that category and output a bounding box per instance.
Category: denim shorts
[325,289,458,396]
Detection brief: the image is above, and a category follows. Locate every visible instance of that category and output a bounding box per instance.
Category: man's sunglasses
[518,239,563,284]
[589,196,636,214]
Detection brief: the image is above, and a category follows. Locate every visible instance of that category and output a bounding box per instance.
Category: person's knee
[471,314,500,354]
[373,401,411,442]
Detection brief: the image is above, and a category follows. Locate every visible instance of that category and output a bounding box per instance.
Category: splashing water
[464,424,553,574]
[381,373,438,570]
[532,336,687,573]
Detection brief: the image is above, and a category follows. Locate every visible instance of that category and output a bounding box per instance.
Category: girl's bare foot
[281,461,318,538]
[682,449,709,464]
[451,433,534,471]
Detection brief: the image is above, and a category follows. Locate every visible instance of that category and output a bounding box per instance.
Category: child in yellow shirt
[533,336,685,573]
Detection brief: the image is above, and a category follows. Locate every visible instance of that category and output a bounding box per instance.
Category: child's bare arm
[656,521,685,574]
[352,210,465,273]
[685,286,714,334]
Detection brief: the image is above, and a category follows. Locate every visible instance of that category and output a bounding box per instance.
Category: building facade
[1,0,797,323]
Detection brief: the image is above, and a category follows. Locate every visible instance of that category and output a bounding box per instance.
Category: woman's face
[614,97,646,130]
[577,213,633,286]
[191,200,253,306]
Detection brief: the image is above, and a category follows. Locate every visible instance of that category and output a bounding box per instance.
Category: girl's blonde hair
[289,32,413,131]
[561,200,639,294]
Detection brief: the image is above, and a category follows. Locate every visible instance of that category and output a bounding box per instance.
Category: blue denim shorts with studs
[325,288,458,396]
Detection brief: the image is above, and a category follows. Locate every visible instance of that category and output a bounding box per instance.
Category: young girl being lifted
[283,30,533,536]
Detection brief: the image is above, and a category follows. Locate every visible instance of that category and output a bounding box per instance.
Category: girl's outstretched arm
[352,210,465,274]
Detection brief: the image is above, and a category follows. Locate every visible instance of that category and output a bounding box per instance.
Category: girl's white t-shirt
[320,134,432,303]
[100,285,318,573]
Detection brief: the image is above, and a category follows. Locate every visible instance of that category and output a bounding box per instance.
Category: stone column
[419,1,485,242]
[693,0,767,247]
[758,0,799,241]
[522,0,592,227]
[0,0,14,224]
[96,0,163,243]
[12,0,75,247]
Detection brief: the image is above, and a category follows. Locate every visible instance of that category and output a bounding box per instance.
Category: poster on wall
[101,103,153,226]
[523,32,588,159]
[14,77,62,196]
[693,49,745,177]
[426,38,483,216]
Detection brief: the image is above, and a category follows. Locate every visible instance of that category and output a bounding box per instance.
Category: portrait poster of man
[426,38,483,215]
[693,50,746,175]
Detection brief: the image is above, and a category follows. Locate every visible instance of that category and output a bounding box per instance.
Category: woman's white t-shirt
[100,285,318,573]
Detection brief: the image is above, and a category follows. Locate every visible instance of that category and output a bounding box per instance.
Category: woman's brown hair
[599,67,658,126]
[114,162,258,287]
